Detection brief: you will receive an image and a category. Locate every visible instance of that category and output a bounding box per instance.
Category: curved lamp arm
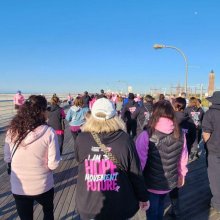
[153,44,188,95]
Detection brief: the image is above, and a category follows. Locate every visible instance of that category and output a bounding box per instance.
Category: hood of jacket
[175,111,189,125]
[98,130,125,144]
[21,125,49,146]
[155,117,174,135]
[48,104,60,112]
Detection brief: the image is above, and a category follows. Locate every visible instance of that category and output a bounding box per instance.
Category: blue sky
[0,0,219,94]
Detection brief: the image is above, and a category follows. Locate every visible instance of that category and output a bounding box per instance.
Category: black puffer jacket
[144,130,183,190]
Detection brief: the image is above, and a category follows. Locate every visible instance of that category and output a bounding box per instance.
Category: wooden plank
[34,134,75,219]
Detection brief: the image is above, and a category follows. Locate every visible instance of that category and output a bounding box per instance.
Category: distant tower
[208,70,215,96]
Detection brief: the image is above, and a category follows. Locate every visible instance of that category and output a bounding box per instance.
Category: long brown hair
[9,95,47,144]
[147,100,180,139]
[73,96,83,107]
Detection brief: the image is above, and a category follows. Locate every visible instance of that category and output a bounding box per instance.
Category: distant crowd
[4,89,220,219]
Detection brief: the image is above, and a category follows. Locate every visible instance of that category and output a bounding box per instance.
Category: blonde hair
[81,115,126,133]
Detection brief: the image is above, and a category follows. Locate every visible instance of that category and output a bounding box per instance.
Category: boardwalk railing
[0,93,71,131]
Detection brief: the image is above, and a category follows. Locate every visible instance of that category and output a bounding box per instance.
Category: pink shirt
[4,125,60,195]
[14,94,25,106]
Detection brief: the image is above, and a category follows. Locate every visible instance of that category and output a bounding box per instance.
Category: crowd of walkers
[4,89,220,220]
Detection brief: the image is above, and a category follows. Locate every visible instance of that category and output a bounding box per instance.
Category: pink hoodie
[136,117,188,194]
[4,125,60,195]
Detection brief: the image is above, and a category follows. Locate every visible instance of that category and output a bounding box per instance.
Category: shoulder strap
[91,132,125,172]
[144,105,149,112]
[11,143,19,160]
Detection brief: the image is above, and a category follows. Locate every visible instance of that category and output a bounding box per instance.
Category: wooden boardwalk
[0,126,220,220]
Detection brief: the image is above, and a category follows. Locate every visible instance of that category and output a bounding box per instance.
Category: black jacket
[132,102,153,137]
[82,95,91,108]
[202,104,220,156]
[184,106,204,129]
[175,111,196,153]
[47,105,64,130]
[121,100,139,122]
[143,130,183,190]
[74,130,148,220]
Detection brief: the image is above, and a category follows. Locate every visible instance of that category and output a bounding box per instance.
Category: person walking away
[97,89,107,99]
[116,95,123,116]
[74,98,149,220]
[65,96,89,140]
[67,93,73,106]
[82,91,91,108]
[14,90,25,110]
[202,91,220,213]
[185,97,204,161]
[4,95,60,220]
[131,95,154,138]
[136,100,188,220]
[121,93,139,138]
[47,96,66,157]
[169,97,196,218]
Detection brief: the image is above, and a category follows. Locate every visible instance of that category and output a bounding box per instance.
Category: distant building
[208,70,215,96]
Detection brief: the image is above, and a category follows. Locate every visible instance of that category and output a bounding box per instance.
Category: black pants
[126,120,137,139]
[208,154,220,211]
[169,188,180,218]
[13,188,54,220]
[57,134,64,155]
[190,128,202,154]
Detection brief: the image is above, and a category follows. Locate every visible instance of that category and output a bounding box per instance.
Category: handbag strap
[91,132,125,172]
[11,143,19,160]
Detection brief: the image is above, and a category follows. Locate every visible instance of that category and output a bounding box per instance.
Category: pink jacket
[13,94,25,106]
[4,125,60,195]
[136,117,188,194]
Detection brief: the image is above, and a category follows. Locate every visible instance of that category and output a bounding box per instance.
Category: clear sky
[0,0,220,94]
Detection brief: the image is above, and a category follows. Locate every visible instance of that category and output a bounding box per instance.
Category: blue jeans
[147,192,167,220]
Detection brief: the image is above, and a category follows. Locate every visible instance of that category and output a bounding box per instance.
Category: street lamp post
[153,44,188,96]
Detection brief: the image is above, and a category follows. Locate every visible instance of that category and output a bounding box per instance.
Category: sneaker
[60,157,63,161]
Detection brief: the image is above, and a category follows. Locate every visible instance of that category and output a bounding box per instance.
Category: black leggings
[13,188,54,220]
[57,134,64,155]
